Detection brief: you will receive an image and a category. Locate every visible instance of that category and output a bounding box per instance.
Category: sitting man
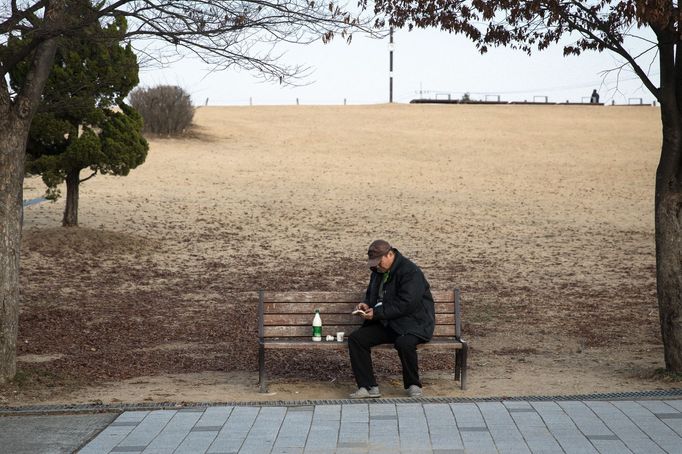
[348,239,435,398]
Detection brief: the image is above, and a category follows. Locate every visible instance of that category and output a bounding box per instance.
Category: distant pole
[389,27,394,103]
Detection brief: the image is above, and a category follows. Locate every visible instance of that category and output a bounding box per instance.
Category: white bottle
[312,309,322,341]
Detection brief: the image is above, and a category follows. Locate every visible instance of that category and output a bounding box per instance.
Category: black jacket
[364,249,435,341]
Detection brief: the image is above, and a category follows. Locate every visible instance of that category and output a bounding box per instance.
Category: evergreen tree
[11,14,148,226]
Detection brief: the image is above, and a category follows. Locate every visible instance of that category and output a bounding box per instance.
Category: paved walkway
[78,399,682,453]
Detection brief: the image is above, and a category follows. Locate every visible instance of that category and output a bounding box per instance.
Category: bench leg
[460,341,468,391]
[258,344,268,393]
[454,349,462,382]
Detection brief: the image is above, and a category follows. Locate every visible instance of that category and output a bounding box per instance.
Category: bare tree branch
[1,0,379,90]
[0,0,48,35]
[79,169,98,183]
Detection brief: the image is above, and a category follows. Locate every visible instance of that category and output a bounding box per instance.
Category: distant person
[348,240,435,399]
[590,89,600,104]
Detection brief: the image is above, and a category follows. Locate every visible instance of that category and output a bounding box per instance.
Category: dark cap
[367,239,392,267]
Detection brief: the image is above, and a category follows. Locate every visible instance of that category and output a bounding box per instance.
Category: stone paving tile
[557,401,631,453]
[115,411,149,424]
[503,401,534,411]
[335,447,369,454]
[511,404,563,454]
[174,429,220,454]
[338,421,369,446]
[195,406,233,428]
[141,410,203,453]
[368,403,398,452]
[530,401,600,454]
[143,412,203,454]
[270,448,304,454]
[397,403,431,452]
[113,410,176,452]
[305,425,339,452]
[208,406,260,453]
[369,420,399,451]
[637,400,682,438]
[478,402,518,428]
[79,399,682,453]
[636,400,678,415]
[612,401,682,454]
[424,403,464,451]
[665,400,682,412]
[585,401,666,454]
[478,402,530,454]
[557,401,614,438]
[304,404,341,453]
[451,402,487,428]
[111,446,146,453]
[312,404,341,421]
[450,403,498,454]
[339,403,369,448]
[238,406,287,454]
[369,403,396,418]
[78,414,139,454]
[658,415,682,439]
[458,437,499,454]
[589,438,634,454]
[173,407,230,453]
[341,403,369,422]
[272,408,313,449]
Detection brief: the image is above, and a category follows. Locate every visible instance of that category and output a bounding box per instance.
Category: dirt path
[4,104,678,406]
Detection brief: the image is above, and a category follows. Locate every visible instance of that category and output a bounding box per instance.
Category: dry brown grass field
[3,103,679,405]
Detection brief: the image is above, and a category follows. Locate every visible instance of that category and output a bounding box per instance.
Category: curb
[2,388,682,416]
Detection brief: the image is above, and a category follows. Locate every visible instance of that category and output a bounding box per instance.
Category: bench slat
[264,313,455,326]
[262,291,454,303]
[263,292,363,303]
[263,324,456,338]
[264,302,455,314]
[262,339,463,350]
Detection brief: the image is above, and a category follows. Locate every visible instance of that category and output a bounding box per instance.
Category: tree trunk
[656,177,682,372]
[0,119,28,384]
[62,169,80,227]
[0,1,62,383]
[655,35,682,373]
[655,112,682,372]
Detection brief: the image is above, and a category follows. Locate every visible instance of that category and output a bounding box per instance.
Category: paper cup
[336,332,345,342]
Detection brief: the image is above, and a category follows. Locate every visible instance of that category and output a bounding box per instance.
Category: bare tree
[0,0,375,383]
[369,0,682,372]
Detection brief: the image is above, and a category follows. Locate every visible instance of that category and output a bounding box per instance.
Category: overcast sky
[137,27,660,107]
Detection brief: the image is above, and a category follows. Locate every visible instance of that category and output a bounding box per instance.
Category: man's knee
[348,330,363,347]
[394,334,419,352]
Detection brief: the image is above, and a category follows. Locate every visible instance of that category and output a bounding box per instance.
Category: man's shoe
[349,386,381,399]
[407,385,422,398]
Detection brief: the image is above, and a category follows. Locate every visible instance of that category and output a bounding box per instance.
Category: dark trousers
[348,322,424,389]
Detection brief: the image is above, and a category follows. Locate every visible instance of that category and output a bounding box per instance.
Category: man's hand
[362,308,374,320]
[356,303,370,312]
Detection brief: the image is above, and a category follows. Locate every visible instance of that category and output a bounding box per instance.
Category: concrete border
[2,388,682,416]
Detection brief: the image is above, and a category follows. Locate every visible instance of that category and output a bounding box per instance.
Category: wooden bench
[257,289,468,393]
